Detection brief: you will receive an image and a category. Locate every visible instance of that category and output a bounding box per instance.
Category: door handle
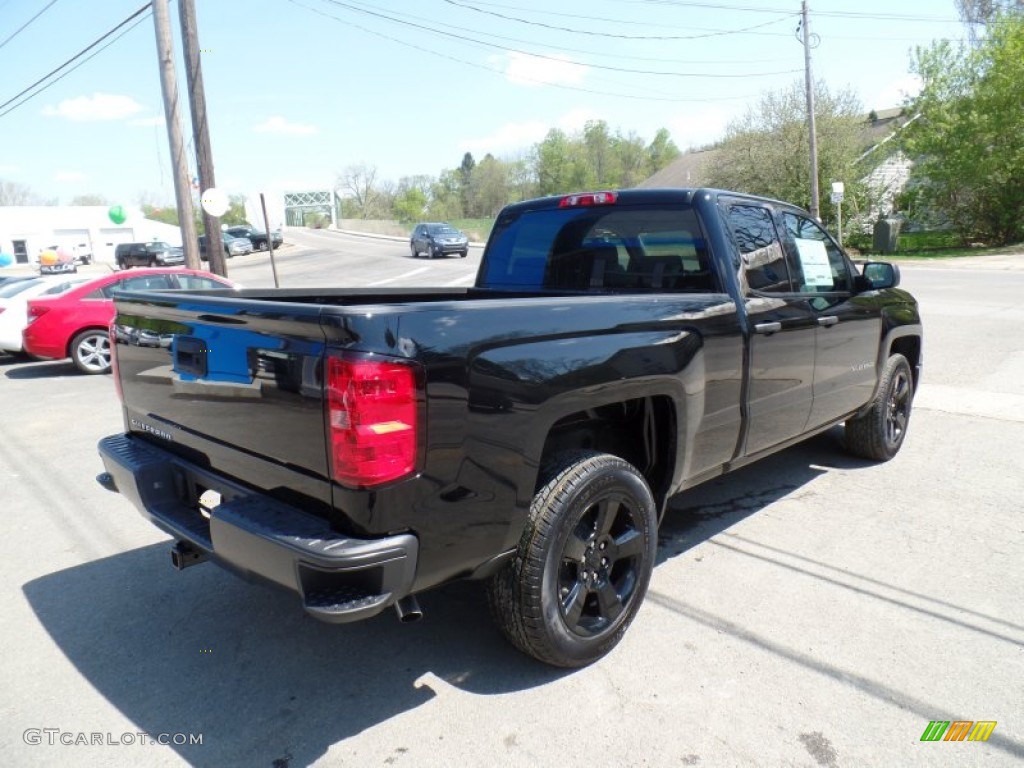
[754,322,782,334]
[818,316,839,327]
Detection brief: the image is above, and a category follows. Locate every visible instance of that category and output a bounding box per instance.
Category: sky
[0,0,971,207]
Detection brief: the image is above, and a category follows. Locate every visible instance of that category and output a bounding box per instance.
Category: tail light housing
[26,304,49,324]
[327,355,420,488]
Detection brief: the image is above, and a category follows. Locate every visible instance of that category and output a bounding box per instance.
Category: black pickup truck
[98,188,921,667]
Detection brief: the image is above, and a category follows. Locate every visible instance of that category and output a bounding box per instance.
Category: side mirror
[860,261,900,290]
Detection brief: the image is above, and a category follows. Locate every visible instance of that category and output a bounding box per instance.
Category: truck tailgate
[111,292,332,514]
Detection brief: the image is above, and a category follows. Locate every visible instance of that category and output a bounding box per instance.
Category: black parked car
[224,225,283,251]
[410,222,469,259]
[115,242,184,269]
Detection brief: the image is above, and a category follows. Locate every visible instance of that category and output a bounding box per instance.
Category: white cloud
[871,75,922,111]
[42,93,143,122]
[0,164,19,174]
[554,108,601,134]
[460,109,604,156]
[54,171,86,183]
[461,121,548,155]
[130,116,165,127]
[495,52,589,87]
[254,116,318,136]
[664,106,735,150]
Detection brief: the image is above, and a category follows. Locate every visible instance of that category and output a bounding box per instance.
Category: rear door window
[724,204,792,294]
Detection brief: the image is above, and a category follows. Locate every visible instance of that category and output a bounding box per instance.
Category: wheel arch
[66,325,110,358]
[535,394,678,518]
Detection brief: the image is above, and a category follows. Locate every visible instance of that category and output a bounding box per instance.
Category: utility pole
[152,0,199,269]
[800,0,820,220]
[179,0,226,276]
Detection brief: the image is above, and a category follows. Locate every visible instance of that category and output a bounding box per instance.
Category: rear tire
[487,451,657,667]
[70,329,111,374]
[845,353,914,461]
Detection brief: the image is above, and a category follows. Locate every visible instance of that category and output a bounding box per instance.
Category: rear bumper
[97,433,419,623]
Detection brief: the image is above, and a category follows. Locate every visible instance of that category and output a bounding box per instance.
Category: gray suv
[410,223,469,259]
[115,241,183,269]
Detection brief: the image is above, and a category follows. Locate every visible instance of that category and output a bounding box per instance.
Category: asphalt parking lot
[0,236,1021,767]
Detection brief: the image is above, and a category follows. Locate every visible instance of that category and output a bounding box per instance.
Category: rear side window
[174,275,230,290]
[480,205,717,293]
[725,204,792,293]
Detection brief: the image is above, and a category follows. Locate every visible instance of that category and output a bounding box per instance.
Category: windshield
[428,224,458,235]
[479,203,716,293]
[0,278,44,298]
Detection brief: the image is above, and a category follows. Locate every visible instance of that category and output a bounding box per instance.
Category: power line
[0,5,151,119]
[0,0,63,52]
[440,0,797,41]
[621,0,962,23]
[290,0,761,102]
[321,0,799,77]
[349,0,795,64]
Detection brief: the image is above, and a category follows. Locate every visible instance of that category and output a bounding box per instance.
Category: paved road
[0,237,1021,767]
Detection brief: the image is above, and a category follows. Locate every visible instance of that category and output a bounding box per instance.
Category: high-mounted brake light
[327,356,419,487]
[558,191,618,208]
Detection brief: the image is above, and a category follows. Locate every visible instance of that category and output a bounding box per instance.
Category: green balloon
[108,205,127,225]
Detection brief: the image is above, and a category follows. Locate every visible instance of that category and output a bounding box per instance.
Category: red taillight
[26,305,50,324]
[558,191,618,208]
[327,356,419,487]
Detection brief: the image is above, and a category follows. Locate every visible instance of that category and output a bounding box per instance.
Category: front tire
[70,329,111,374]
[410,243,418,258]
[258,240,268,251]
[845,353,914,461]
[487,451,658,667]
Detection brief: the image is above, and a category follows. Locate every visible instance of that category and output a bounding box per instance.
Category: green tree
[337,163,381,219]
[70,193,108,206]
[956,0,1023,42]
[646,128,681,175]
[429,168,464,220]
[459,152,476,214]
[706,80,865,226]
[0,179,53,205]
[223,194,248,226]
[902,15,1024,245]
[467,154,512,217]
[142,204,179,226]
[393,175,433,223]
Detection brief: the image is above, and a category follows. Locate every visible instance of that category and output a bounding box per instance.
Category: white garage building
[0,206,183,266]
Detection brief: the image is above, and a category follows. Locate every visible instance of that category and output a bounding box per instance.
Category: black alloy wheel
[488,451,657,667]
[845,353,914,461]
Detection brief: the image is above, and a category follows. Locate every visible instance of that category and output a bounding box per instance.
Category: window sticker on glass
[793,237,833,288]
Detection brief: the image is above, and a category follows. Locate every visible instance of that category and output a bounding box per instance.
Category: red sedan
[23,268,236,374]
